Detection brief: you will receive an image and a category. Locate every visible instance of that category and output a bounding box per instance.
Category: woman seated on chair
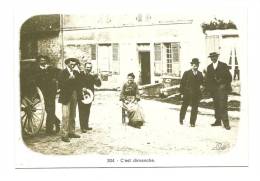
[120,73,144,128]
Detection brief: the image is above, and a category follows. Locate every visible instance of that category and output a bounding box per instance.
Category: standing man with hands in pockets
[35,55,61,134]
[179,58,204,127]
[205,52,232,130]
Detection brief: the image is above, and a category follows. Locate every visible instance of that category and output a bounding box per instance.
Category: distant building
[20,14,240,89]
[61,14,206,87]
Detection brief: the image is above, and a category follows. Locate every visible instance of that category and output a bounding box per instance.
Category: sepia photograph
[13,1,249,170]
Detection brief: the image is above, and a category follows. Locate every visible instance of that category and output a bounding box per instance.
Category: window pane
[164,43,173,73]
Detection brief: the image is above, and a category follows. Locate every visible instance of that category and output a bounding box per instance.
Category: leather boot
[211,120,221,126]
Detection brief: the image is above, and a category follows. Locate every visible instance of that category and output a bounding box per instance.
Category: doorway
[98,44,111,72]
[139,51,151,85]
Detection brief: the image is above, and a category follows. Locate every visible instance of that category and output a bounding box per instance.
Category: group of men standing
[179,52,232,130]
[35,56,101,142]
[34,51,232,144]
[59,58,101,142]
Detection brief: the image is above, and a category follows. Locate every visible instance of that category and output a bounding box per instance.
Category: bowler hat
[190,58,200,65]
[64,58,80,65]
[208,52,219,57]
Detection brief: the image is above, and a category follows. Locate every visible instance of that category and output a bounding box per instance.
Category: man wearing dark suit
[179,58,204,127]
[58,58,81,142]
[35,55,61,134]
[206,52,232,130]
[77,62,101,133]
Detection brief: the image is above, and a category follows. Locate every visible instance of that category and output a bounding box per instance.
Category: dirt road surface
[23,90,240,155]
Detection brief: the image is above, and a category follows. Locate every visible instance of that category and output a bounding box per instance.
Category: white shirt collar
[66,66,74,75]
[192,69,197,75]
[213,61,219,70]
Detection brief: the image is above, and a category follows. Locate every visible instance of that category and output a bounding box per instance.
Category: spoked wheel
[21,87,45,136]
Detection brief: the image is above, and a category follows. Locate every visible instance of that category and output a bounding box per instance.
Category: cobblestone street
[24,90,240,155]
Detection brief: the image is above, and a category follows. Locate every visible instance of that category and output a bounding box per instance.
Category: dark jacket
[120,82,141,101]
[35,66,61,98]
[58,68,80,104]
[77,72,101,101]
[179,69,204,97]
[206,61,232,94]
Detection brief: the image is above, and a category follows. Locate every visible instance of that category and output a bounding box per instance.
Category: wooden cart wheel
[21,87,45,136]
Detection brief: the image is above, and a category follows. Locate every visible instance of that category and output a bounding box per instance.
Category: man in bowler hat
[58,58,81,142]
[179,58,204,127]
[205,52,232,130]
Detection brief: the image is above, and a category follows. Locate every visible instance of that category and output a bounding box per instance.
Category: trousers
[60,91,77,137]
[180,93,200,125]
[212,88,230,126]
[44,94,60,132]
[78,101,92,130]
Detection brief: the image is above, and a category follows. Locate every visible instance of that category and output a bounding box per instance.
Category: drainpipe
[60,14,64,69]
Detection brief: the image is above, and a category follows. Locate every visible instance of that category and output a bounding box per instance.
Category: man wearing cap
[206,52,232,130]
[58,58,81,142]
[35,55,61,134]
[179,58,204,127]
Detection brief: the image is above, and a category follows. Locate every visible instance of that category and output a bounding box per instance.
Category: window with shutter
[90,44,96,60]
[165,43,173,73]
[171,42,180,77]
[162,42,180,77]
[112,43,120,74]
[154,43,162,75]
